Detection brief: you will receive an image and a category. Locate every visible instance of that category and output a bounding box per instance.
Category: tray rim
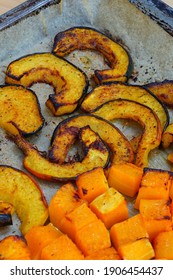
[0,0,60,31]
[129,0,173,36]
[0,0,173,36]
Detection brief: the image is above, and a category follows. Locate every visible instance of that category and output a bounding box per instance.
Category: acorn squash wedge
[0,85,44,136]
[92,99,162,168]
[80,82,169,132]
[48,114,134,165]
[53,27,132,83]
[0,235,31,260]
[0,165,48,235]
[145,80,173,107]
[162,123,173,149]
[11,123,110,181]
[5,53,88,116]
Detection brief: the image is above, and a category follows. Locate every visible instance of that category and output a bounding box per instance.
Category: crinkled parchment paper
[1,0,173,237]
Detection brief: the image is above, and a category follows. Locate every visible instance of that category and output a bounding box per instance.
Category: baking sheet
[0,0,173,238]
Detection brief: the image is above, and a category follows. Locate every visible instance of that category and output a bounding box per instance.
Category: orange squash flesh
[76,167,109,203]
[139,199,172,241]
[134,168,171,209]
[89,187,129,229]
[59,203,98,241]
[153,231,173,260]
[49,183,87,230]
[85,247,121,260]
[75,219,111,256]
[0,235,31,260]
[40,234,84,260]
[25,223,62,260]
[110,214,148,250]
[118,238,155,260]
[107,163,143,197]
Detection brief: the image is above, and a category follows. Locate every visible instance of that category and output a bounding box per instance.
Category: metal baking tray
[0,0,173,239]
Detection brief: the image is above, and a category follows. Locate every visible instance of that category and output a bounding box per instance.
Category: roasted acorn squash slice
[11,123,110,181]
[0,235,31,260]
[53,27,132,83]
[49,114,134,165]
[92,99,162,168]
[0,165,48,235]
[80,82,169,132]
[0,85,44,136]
[145,80,173,107]
[5,53,88,116]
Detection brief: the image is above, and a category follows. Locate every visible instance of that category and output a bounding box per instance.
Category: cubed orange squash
[49,182,87,229]
[59,203,98,241]
[0,235,31,260]
[107,163,143,197]
[25,223,62,259]
[153,231,173,260]
[85,247,121,260]
[89,187,129,229]
[41,234,84,260]
[110,214,148,250]
[141,168,172,189]
[75,219,111,256]
[169,179,173,200]
[118,238,155,260]
[139,199,172,241]
[134,187,170,209]
[134,169,171,209]
[76,167,109,203]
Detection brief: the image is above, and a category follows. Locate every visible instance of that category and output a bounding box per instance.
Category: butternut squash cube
[118,238,155,260]
[107,163,143,197]
[134,168,171,209]
[25,223,62,259]
[76,167,109,203]
[75,219,111,256]
[59,203,98,241]
[41,234,84,260]
[139,199,172,241]
[169,179,173,200]
[110,214,148,250]
[49,183,86,229]
[153,231,173,260]
[85,247,121,260]
[89,187,129,229]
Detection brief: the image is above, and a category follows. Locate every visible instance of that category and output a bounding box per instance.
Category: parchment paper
[1,0,173,238]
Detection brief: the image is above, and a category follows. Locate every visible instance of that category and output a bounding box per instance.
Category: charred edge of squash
[79,125,111,160]
[0,85,45,137]
[143,167,173,177]
[0,214,12,227]
[52,26,133,82]
[47,75,89,112]
[48,126,80,163]
[50,113,118,145]
[49,113,133,166]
